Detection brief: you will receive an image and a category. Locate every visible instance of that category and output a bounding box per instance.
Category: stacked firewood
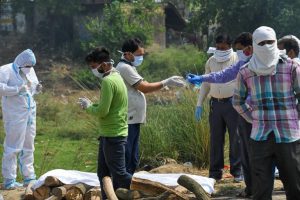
[24,176,101,200]
[24,175,210,200]
[112,175,210,200]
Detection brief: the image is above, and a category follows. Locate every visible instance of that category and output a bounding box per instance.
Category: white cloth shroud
[33,169,215,194]
[133,172,215,194]
[32,169,100,190]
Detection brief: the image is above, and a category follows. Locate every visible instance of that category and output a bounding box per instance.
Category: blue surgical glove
[186,73,203,85]
[195,106,202,121]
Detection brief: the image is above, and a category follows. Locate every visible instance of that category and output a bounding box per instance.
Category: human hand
[162,76,186,87]
[186,73,203,85]
[78,97,92,109]
[195,106,202,121]
[36,83,43,93]
[18,85,28,94]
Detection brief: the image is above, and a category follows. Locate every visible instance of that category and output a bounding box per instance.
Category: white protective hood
[248,26,280,76]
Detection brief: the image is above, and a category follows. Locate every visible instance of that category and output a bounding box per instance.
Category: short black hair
[121,38,143,53]
[85,47,110,64]
[215,34,232,45]
[278,38,299,56]
[234,32,252,47]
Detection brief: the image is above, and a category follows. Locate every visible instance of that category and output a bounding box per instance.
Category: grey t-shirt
[116,61,146,124]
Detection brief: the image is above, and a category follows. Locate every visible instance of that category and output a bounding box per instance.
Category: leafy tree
[82,1,163,58]
[187,0,300,47]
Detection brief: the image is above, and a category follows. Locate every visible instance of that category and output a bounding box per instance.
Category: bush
[138,45,208,82]
[140,89,210,168]
[71,68,100,90]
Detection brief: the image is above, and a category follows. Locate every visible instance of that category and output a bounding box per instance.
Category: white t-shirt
[116,61,147,124]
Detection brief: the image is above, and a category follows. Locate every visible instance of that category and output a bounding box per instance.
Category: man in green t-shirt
[78,47,131,199]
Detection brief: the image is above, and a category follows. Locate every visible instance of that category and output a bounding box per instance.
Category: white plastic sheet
[32,169,100,190]
[133,172,215,194]
[33,169,215,194]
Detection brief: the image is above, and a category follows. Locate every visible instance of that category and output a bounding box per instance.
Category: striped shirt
[232,57,300,143]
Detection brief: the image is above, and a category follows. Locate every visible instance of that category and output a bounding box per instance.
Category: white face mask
[20,67,31,74]
[92,68,104,78]
[236,50,251,62]
[249,42,279,76]
[254,42,278,67]
[132,55,144,67]
[91,60,114,78]
[214,49,233,62]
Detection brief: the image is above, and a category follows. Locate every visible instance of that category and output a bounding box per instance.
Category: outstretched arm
[202,60,246,83]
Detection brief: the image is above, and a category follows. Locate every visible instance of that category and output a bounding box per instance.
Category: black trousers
[209,99,242,179]
[98,136,132,199]
[249,133,300,200]
[237,116,252,195]
[125,123,141,175]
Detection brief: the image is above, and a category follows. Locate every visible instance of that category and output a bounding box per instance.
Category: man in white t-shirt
[116,38,186,174]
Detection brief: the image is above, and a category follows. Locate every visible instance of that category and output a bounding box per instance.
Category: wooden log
[130,177,189,200]
[66,183,91,200]
[23,180,35,200]
[115,188,154,199]
[45,195,59,200]
[84,187,101,200]
[33,185,51,200]
[52,184,73,199]
[102,176,118,200]
[177,175,210,200]
[138,191,173,200]
[45,176,63,187]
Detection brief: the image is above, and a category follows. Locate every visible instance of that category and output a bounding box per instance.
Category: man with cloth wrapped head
[233,26,300,199]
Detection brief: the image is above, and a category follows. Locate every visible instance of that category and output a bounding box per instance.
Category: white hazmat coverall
[0,49,39,181]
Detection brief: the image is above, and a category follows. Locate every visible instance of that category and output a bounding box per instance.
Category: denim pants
[98,136,132,199]
[125,123,141,175]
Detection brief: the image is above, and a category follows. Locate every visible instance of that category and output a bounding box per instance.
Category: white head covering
[248,26,280,76]
[13,49,36,69]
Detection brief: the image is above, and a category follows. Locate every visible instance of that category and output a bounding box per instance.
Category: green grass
[140,88,211,168]
[0,88,231,182]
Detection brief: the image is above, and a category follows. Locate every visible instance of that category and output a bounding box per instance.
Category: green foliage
[71,69,100,90]
[0,89,212,182]
[138,45,207,82]
[140,89,210,168]
[188,0,300,46]
[82,1,162,58]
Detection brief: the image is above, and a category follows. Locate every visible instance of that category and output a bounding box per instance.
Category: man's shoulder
[116,61,132,71]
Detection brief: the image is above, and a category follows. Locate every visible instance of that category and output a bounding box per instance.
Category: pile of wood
[24,176,101,200]
[116,175,211,200]
[24,175,210,200]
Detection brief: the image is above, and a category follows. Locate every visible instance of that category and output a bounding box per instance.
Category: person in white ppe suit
[0,49,42,189]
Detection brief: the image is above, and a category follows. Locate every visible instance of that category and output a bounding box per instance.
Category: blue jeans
[125,124,141,175]
[98,136,132,199]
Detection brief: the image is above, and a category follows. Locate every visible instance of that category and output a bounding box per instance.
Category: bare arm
[135,80,163,94]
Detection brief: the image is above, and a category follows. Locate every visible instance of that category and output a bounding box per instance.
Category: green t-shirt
[87,71,128,137]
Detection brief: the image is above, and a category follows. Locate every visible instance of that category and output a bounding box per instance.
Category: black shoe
[236,189,252,198]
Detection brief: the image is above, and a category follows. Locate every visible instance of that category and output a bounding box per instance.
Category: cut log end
[177,175,210,200]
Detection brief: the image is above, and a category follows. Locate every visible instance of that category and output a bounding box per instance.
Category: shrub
[140,89,210,168]
[138,45,208,82]
[71,69,100,90]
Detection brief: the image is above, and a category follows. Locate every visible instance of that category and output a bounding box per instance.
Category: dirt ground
[0,164,286,199]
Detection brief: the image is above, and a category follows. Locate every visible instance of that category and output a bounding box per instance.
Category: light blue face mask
[132,56,143,67]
